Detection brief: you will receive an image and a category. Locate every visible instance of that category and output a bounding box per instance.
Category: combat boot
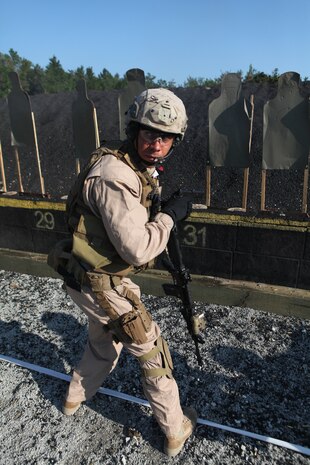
[62,400,81,416]
[164,406,197,457]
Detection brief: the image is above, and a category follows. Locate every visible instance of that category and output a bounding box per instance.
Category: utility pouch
[118,286,153,343]
[124,311,147,344]
[47,239,73,273]
[47,239,83,291]
[85,271,116,292]
[109,306,152,345]
[66,254,87,284]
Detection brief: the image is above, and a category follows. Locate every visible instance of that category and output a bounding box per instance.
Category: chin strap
[156,147,174,166]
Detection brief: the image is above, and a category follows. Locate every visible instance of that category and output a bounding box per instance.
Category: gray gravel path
[0,270,310,464]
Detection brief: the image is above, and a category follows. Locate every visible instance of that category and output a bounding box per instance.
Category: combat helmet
[126,88,188,145]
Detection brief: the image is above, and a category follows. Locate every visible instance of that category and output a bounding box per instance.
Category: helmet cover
[126,88,187,139]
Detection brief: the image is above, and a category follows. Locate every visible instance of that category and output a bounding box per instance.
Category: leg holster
[86,272,153,345]
[138,336,174,379]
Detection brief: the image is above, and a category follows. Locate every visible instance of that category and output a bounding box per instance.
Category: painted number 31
[182,224,207,248]
[34,211,55,230]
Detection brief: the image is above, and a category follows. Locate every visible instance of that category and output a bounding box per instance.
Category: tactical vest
[66,142,160,277]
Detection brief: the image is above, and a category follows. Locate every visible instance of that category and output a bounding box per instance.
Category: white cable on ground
[1,354,309,457]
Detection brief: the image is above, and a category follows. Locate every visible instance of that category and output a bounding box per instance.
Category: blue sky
[1,0,309,85]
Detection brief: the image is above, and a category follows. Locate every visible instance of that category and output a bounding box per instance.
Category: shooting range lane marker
[1,354,309,457]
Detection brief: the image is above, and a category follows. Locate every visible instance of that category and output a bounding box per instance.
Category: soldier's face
[137,129,174,165]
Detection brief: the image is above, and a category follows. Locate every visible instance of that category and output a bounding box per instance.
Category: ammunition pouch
[86,271,153,345]
[107,306,153,345]
[48,239,153,346]
[138,336,174,379]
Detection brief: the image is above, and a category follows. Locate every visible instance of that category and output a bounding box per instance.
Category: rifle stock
[162,224,205,366]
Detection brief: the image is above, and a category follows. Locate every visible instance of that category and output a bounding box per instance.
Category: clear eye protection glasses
[140,129,175,146]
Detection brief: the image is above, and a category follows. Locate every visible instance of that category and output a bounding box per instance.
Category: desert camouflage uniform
[65,152,184,437]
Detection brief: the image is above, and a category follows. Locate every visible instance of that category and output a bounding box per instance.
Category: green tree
[44,56,73,93]
[183,75,222,87]
[145,72,157,88]
[17,58,33,93]
[184,76,206,87]
[98,68,124,90]
[85,67,100,89]
[73,66,86,81]
[156,78,176,88]
[270,67,279,83]
[8,49,20,68]
[27,64,45,94]
[0,49,34,97]
[245,64,270,83]
[1,49,292,98]
[0,52,13,97]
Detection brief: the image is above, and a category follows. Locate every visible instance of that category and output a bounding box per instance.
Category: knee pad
[138,336,174,379]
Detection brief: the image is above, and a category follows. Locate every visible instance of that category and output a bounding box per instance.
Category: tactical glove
[161,192,192,223]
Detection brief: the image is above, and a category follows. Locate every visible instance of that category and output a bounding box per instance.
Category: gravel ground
[0,269,310,465]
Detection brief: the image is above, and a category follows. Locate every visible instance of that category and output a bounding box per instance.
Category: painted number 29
[182,224,207,248]
[34,211,55,230]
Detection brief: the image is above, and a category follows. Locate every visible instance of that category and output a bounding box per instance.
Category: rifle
[162,223,206,366]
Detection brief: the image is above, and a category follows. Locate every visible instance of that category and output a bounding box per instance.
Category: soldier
[49,88,196,457]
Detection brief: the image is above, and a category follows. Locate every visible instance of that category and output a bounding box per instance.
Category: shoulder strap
[66,146,119,232]
[117,143,159,192]
[66,142,160,232]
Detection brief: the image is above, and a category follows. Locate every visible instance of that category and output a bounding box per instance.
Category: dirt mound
[0,83,309,213]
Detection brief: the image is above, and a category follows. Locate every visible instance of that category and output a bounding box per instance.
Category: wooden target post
[8,71,45,195]
[302,165,309,213]
[241,94,255,210]
[13,146,24,192]
[0,140,7,192]
[260,169,267,211]
[31,112,45,194]
[205,165,211,207]
[72,79,100,175]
